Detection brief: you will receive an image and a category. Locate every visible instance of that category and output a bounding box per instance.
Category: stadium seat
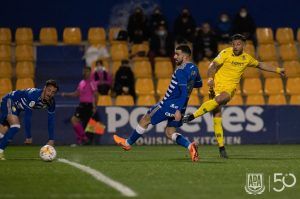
[246,94,265,105]
[268,94,287,105]
[115,95,134,106]
[218,43,231,52]
[0,78,12,96]
[199,78,208,96]
[63,27,82,44]
[257,44,277,61]
[15,27,33,45]
[97,95,113,106]
[16,62,35,78]
[198,60,210,78]
[276,27,294,44]
[0,28,12,44]
[154,60,173,78]
[243,78,263,95]
[256,28,274,44]
[264,77,284,95]
[154,57,171,62]
[279,43,298,61]
[133,60,152,78]
[88,27,106,46]
[290,94,300,104]
[0,62,12,78]
[16,78,35,90]
[191,88,199,96]
[242,67,261,78]
[111,61,122,75]
[15,45,34,61]
[227,94,243,106]
[261,61,280,78]
[283,61,300,77]
[108,27,121,41]
[39,27,58,45]
[135,78,155,95]
[188,95,200,106]
[156,78,170,96]
[131,43,149,55]
[110,43,129,61]
[137,95,156,106]
[244,43,256,57]
[286,77,300,95]
[0,45,11,61]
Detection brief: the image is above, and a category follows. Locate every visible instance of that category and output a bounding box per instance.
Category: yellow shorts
[214,82,237,99]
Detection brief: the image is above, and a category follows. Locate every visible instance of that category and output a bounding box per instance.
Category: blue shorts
[0,97,20,125]
[147,103,186,128]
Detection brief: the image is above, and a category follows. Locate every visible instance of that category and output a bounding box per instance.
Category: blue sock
[127,130,142,145]
[175,134,190,148]
[0,126,19,150]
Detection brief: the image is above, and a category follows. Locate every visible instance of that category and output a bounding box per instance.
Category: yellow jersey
[213,47,259,86]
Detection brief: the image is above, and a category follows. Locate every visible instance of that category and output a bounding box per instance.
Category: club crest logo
[29,101,35,107]
[245,173,265,195]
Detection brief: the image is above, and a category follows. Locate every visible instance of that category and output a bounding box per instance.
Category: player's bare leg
[0,115,21,160]
[0,124,9,139]
[113,114,150,151]
[165,127,199,162]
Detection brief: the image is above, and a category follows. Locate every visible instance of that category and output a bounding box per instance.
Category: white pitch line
[58,158,137,197]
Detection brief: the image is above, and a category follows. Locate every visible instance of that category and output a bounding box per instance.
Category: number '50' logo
[273,173,297,192]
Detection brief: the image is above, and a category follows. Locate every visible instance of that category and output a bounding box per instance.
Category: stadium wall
[1,0,299,39]
[11,105,300,146]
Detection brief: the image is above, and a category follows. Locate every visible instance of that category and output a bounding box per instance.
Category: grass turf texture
[0,145,299,199]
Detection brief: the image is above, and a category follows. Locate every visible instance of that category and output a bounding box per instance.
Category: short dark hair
[95,60,103,65]
[176,45,192,56]
[231,34,246,42]
[45,79,59,91]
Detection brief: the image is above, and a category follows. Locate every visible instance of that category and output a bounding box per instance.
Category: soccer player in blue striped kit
[0,80,58,160]
[114,45,202,162]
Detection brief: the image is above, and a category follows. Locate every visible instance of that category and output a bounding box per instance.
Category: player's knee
[215,93,230,105]
[165,128,175,139]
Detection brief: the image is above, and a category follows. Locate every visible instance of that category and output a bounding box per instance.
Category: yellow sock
[214,117,224,147]
[193,99,219,118]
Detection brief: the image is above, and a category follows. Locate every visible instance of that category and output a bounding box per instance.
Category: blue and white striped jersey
[3,88,55,113]
[160,62,202,110]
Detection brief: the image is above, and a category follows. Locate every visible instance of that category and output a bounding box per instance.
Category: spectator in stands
[232,7,256,43]
[173,8,196,43]
[193,22,218,62]
[216,13,232,43]
[113,60,136,100]
[61,67,98,145]
[149,7,168,36]
[84,45,110,67]
[93,60,113,95]
[149,24,174,66]
[127,7,149,44]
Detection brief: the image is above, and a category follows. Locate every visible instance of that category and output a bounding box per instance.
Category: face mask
[240,12,247,18]
[221,17,228,22]
[157,30,166,36]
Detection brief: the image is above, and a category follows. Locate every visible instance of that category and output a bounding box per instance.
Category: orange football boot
[113,135,131,151]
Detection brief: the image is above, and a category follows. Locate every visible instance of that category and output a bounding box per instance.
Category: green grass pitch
[0,145,299,199]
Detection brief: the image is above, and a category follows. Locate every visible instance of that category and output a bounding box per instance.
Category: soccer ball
[39,145,56,162]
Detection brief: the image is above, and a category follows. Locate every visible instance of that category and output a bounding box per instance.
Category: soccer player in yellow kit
[183,34,285,158]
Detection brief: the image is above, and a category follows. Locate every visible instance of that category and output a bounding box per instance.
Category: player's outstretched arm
[257,62,285,77]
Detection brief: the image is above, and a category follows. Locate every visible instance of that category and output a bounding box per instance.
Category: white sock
[0,149,4,153]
